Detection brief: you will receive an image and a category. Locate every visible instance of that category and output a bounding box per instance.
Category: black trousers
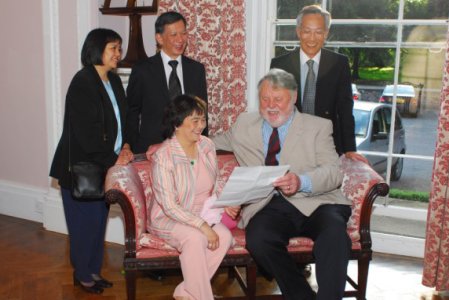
[61,188,109,283]
[245,194,351,300]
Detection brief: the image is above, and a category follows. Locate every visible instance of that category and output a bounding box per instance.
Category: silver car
[353,101,406,181]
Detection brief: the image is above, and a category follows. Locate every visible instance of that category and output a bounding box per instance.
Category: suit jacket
[50,65,127,189]
[270,48,356,154]
[212,110,350,228]
[148,136,218,240]
[125,52,208,153]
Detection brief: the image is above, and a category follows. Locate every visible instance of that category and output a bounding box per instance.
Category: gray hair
[258,69,298,98]
[296,5,331,30]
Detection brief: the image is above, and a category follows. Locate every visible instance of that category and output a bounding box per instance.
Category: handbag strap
[68,94,106,171]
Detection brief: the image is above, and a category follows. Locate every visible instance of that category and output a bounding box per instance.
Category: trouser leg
[61,188,108,282]
[89,202,109,275]
[301,204,352,300]
[245,195,315,300]
[169,222,232,300]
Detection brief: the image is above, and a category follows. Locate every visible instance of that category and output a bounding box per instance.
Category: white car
[353,101,406,181]
[379,84,421,117]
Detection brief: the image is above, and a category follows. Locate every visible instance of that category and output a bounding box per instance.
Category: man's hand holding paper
[273,171,301,197]
[212,165,290,207]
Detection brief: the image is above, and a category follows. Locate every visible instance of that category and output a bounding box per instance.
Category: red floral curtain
[158,0,247,134]
[422,29,449,291]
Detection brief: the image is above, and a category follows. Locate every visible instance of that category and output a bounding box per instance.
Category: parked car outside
[353,101,406,181]
[352,83,362,101]
[379,84,421,117]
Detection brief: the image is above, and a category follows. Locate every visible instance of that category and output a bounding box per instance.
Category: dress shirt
[262,111,312,192]
[160,50,185,93]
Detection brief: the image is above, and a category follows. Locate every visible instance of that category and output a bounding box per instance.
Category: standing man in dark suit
[126,11,208,153]
[270,5,367,163]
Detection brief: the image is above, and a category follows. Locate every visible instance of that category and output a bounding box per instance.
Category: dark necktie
[265,128,280,166]
[302,59,316,114]
[168,60,182,100]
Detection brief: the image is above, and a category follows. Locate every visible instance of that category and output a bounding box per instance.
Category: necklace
[190,159,196,166]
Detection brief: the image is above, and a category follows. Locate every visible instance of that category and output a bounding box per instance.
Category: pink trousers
[168,222,233,300]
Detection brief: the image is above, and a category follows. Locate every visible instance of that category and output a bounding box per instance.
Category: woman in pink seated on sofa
[148,95,240,300]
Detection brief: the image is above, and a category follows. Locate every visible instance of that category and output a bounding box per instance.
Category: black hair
[155,11,187,34]
[162,94,207,139]
[80,28,122,67]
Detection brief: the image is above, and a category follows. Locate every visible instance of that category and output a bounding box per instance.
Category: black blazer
[50,65,127,189]
[270,48,356,154]
[125,52,208,153]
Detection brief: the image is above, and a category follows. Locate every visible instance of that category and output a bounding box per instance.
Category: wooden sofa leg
[357,257,370,300]
[246,264,257,300]
[227,266,235,279]
[125,269,137,300]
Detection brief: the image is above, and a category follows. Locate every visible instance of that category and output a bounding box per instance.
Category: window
[270,0,448,248]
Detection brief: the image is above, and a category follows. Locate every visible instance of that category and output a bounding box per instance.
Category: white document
[212,165,290,207]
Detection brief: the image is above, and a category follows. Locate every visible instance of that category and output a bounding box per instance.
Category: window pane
[276,0,320,19]
[328,25,397,43]
[389,158,433,195]
[404,0,449,19]
[328,0,398,19]
[276,25,298,42]
[402,25,448,45]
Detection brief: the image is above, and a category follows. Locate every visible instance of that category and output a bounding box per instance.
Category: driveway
[387,109,438,192]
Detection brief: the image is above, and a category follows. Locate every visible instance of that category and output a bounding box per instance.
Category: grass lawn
[389,188,429,203]
[358,67,394,82]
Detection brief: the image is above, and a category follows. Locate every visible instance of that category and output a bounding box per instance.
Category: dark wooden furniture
[105,152,388,300]
[100,0,159,68]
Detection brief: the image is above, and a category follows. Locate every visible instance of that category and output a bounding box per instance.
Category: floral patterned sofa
[105,151,388,300]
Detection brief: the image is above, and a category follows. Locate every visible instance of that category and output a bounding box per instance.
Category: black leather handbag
[69,100,107,200]
[71,161,106,199]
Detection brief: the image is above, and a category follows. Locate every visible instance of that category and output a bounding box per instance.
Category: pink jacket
[148,135,218,240]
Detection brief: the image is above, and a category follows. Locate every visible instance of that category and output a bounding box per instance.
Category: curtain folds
[159,0,247,135]
[422,28,449,291]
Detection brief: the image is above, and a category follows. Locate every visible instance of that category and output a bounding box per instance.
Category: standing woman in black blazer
[50,28,133,294]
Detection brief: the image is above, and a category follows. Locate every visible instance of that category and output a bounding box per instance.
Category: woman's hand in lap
[200,222,219,251]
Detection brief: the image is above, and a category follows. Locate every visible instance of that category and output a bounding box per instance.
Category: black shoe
[93,277,113,288]
[73,275,104,294]
[143,270,165,281]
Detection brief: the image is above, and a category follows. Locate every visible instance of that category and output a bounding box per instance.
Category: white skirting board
[0,180,125,245]
[372,232,425,258]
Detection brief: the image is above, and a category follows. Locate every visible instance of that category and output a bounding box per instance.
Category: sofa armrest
[105,162,149,258]
[340,157,389,250]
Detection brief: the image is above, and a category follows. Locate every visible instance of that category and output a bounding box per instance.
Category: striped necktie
[265,128,280,166]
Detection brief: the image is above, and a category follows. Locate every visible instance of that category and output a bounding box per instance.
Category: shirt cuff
[299,175,312,193]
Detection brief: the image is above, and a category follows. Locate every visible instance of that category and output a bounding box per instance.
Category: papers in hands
[212,165,290,208]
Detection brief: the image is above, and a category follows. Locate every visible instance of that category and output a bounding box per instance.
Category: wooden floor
[1,214,448,300]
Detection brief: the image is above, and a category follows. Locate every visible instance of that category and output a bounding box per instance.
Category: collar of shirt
[160,50,184,93]
[262,111,296,158]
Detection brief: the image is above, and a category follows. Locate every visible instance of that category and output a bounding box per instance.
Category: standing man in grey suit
[271,5,366,163]
[126,11,208,153]
[213,69,352,300]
